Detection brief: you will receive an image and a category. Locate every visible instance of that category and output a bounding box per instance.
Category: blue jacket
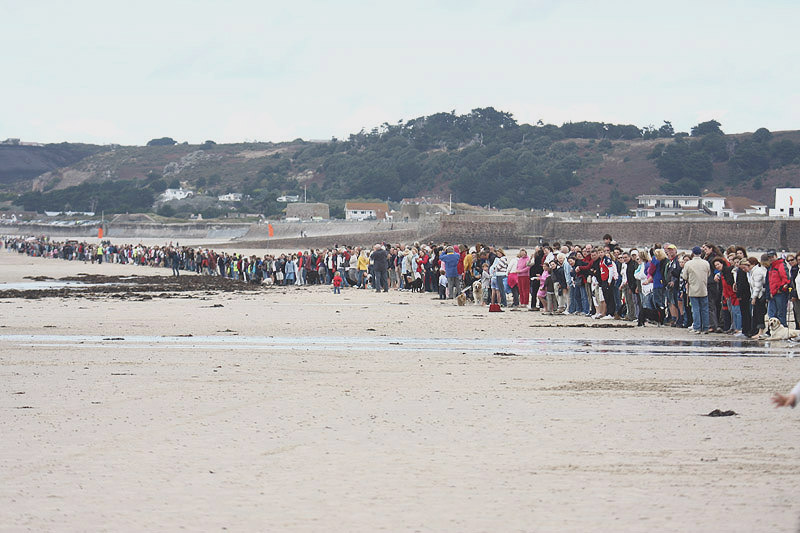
[439,253,460,277]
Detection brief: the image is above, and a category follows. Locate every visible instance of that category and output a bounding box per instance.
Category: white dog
[472,280,483,305]
[766,317,799,340]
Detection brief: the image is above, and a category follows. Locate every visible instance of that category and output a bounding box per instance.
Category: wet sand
[2,250,800,532]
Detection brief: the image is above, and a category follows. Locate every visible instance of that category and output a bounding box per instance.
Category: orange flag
[268,223,274,237]
[98,227,104,239]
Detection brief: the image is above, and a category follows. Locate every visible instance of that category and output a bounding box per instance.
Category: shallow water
[0,281,101,290]
[0,334,793,358]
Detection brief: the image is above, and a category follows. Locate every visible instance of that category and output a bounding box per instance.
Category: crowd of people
[4,233,800,339]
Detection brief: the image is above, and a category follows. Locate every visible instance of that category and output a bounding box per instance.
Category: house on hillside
[159,188,193,201]
[634,194,701,217]
[218,193,243,202]
[344,202,390,221]
[635,193,767,218]
[720,196,768,217]
[769,188,800,217]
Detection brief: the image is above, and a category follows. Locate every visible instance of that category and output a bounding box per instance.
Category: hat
[692,246,702,256]
[666,244,677,250]
[766,249,777,257]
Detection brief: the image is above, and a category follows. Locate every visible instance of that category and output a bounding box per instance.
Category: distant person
[682,246,710,333]
[765,249,792,327]
[332,271,342,294]
[170,248,180,277]
[370,244,389,293]
[439,246,461,299]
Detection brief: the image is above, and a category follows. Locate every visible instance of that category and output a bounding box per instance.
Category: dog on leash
[456,293,467,306]
[638,306,666,327]
[765,317,799,340]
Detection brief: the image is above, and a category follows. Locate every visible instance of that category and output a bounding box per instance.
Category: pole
[449,194,452,215]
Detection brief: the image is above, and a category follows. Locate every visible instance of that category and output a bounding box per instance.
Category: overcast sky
[1,0,798,145]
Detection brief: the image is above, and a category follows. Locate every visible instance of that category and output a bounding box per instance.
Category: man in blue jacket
[439,246,461,299]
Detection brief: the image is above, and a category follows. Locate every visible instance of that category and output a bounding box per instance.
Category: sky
[1,0,798,145]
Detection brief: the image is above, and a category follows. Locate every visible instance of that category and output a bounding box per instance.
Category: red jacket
[768,258,791,296]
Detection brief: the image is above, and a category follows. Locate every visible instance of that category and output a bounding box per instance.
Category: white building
[635,193,767,218]
[634,195,701,217]
[159,188,194,201]
[344,202,390,221]
[218,193,243,202]
[700,193,726,215]
[768,188,800,217]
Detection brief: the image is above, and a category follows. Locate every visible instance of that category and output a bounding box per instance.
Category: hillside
[4,110,800,217]
[0,143,109,187]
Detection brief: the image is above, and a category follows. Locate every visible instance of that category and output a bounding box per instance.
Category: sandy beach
[2,248,800,532]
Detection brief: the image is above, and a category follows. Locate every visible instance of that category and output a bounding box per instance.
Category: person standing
[702,243,723,332]
[665,244,682,325]
[357,250,369,288]
[490,249,509,307]
[332,271,342,294]
[620,250,638,321]
[370,244,389,293]
[788,253,800,329]
[735,258,753,337]
[682,246,711,334]
[439,246,461,299]
[170,248,180,277]
[765,249,792,327]
[511,249,533,308]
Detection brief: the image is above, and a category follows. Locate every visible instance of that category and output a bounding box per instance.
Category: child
[438,268,447,300]
[537,263,551,313]
[546,260,558,315]
[332,271,342,294]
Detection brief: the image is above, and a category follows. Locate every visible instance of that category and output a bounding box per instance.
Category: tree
[147,137,177,146]
[660,178,701,196]
[772,140,800,166]
[729,140,769,177]
[683,152,713,182]
[690,120,723,137]
[656,142,691,181]
[608,189,628,215]
[699,133,729,162]
[647,143,665,160]
[157,204,176,217]
[658,121,674,138]
[751,128,772,143]
[147,179,167,193]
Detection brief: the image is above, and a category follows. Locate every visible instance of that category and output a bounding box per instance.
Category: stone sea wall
[5,215,799,252]
[431,216,800,252]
